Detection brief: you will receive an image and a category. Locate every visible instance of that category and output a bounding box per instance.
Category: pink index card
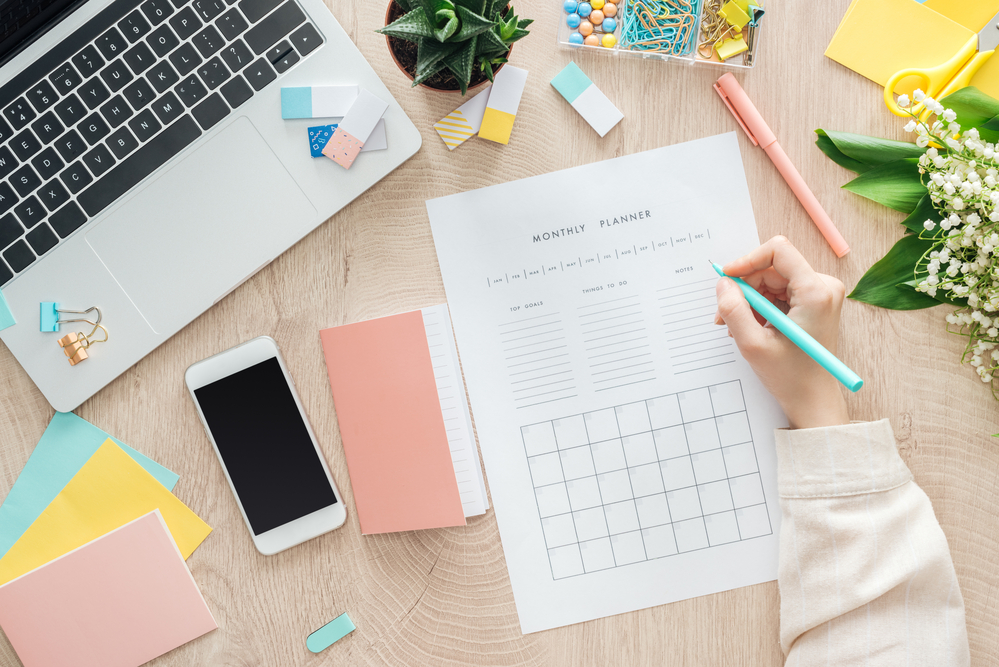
[322,88,389,169]
[0,511,217,667]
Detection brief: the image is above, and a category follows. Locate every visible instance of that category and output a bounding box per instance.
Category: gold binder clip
[57,321,109,366]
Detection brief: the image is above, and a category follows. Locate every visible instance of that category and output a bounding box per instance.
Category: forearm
[775,420,969,666]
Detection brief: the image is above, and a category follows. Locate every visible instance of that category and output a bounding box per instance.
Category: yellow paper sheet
[825,0,975,92]
[0,440,211,585]
[924,0,999,33]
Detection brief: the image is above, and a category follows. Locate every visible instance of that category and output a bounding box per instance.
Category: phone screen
[193,357,338,535]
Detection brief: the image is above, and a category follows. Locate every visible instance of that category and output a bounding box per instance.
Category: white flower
[917,135,931,148]
[904,120,917,133]
[943,109,958,122]
[897,94,911,109]
[913,89,926,102]
[924,220,936,231]
[927,147,938,158]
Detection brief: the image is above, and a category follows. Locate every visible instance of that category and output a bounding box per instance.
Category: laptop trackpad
[86,117,318,333]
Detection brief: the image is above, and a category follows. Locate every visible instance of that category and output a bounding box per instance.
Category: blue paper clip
[40,303,102,332]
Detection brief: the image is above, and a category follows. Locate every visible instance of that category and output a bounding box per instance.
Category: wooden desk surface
[2,0,997,664]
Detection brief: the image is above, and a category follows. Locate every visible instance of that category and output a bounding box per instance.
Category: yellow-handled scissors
[884,10,999,119]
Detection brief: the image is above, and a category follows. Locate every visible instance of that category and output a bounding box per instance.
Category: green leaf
[517,18,533,29]
[377,7,436,41]
[939,86,999,137]
[817,129,925,170]
[416,0,458,41]
[900,193,944,236]
[413,39,458,85]
[453,5,494,41]
[848,235,940,310]
[452,0,485,11]
[815,131,869,173]
[475,25,508,54]
[841,158,926,213]
[443,36,477,94]
[394,0,412,11]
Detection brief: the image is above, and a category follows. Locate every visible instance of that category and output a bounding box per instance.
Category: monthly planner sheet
[427,132,787,633]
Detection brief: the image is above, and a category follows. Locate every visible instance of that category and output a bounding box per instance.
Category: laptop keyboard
[0,0,323,286]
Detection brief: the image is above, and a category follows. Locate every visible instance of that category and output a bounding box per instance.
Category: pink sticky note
[322,89,388,169]
[0,511,217,667]
[319,311,466,534]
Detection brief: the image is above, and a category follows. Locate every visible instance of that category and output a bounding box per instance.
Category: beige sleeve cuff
[774,419,912,499]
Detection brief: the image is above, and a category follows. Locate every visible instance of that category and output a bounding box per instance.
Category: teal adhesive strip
[40,302,59,332]
[550,62,592,105]
[0,289,14,331]
[306,612,355,653]
[280,87,313,119]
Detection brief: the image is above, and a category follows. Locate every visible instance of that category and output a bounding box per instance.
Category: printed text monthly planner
[427,133,787,633]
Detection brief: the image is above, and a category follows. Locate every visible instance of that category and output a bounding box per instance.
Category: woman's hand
[714,236,850,430]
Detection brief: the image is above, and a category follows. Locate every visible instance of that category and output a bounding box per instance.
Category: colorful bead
[577,2,592,16]
[563,0,578,12]
[590,0,605,8]
[566,13,581,28]
[589,9,604,24]
[578,19,593,36]
[603,2,617,17]
[568,32,584,45]
[601,33,617,48]
[601,17,616,32]
[584,33,600,46]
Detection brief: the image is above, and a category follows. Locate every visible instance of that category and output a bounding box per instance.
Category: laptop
[0,0,422,411]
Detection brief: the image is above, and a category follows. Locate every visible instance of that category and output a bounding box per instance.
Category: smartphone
[185,336,346,555]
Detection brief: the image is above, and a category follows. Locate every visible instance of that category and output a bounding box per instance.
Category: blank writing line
[507,353,569,368]
[515,387,578,401]
[511,370,573,385]
[662,310,718,326]
[578,295,639,309]
[670,344,731,359]
[586,336,648,351]
[667,331,720,343]
[503,328,564,343]
[593,369,655,383]
[657,286,715,300]
[499,313,561,327]
[663,321,715,335]
[591,361,653,376]
[590,352,652,367]
[670,335,729,350]
[500,320,562,335]
[579,303,641,318]
[503,337,565,352]
[517,395,578,409]
[672,351,734,367]
[582,311,643,326]
[657,277,716,291]
[588,344,650,360]
[512,378,575,393]
[580,319,645,335]
[595,378,655,392]
[675,360,736,374]
[509,361,571,376]
[583,328,646,343]
[505,345,567,360]
[658,295,716,308]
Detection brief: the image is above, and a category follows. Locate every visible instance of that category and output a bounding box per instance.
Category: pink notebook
[0,511,217,667]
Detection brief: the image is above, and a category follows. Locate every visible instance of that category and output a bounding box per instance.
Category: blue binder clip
[40,303,102,332]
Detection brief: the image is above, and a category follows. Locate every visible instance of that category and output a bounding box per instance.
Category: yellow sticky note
[924,0,999,33]
[825,0,975,93]
[0,440,211,585]
[478,109,516,145]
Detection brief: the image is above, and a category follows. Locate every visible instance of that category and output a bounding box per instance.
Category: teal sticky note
[0,411,181,559]
[0,289,14,331]
[281,87,312,119]
[551,62,593,105]
[306,612,355,653]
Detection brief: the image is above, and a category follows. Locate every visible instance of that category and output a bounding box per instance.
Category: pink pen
[714,73,850,258]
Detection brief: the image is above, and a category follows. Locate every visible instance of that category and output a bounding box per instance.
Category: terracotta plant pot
[383,0,508,93]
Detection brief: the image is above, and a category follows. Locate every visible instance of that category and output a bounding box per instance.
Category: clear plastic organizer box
[556,0,765,70]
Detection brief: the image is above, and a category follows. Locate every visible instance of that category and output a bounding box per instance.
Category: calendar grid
[522,380,772,580]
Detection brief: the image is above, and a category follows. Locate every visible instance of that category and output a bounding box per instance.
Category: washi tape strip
[322,89,389,169]
[434,86,492,150]
[306,612,355,653]
[281,86,359,119]
[550,62,623,137]
[478,66,529,145]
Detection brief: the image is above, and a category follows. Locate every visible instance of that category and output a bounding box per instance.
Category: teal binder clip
[40,303,102,332]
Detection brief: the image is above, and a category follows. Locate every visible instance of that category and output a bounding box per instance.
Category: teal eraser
[306,612,355,653]
[0,290,15,332]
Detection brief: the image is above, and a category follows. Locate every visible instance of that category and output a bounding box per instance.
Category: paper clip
[57,321,109,366]
[40,303,102,333]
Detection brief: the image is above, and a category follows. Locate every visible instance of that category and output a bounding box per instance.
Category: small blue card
[308,124,337,157]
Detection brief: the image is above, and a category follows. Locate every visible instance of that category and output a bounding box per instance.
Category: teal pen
[711,262,864,393]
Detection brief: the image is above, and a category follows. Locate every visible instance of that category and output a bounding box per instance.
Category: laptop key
[79,113,111,145]
[192,92,229,130]
[60,161,93,194]
[169,43,202,76]
[79,79,111,110]
[128,109,161,142]
[15,196,44,228]
[123,78,156,110]
[148,24,180,57]
[107,127,139,159]
[0,117,13,144]
[11,129,42,161]
[50,202,87,238]
[219,76,251,108]
[245,2,305,55]
[119,10,152,42]
[11,165,41,197]
[32,148,64,180]
[124,42,156,74]
[221,40,252,71]
[72,46,105,79]
[54,94,86,125]
[238,0,281,23]
[54,130,86,162]
[216,9,247,41]
[26,224,57,256]
[175,75,208,107]
[38,180,70,211]
[101,59,134,92]
[96,27,129,61]
[141,0,175,26]
[272,47,299,73]
[26,81,59,114]
[264,40,291,64]
[4,98,36,130]
[197,57,229,89]
[0,183,17,214]
[0,213,21,249]
[194,0,225,21]
[151,92,184,125]
[147,61,180,93]
[0,261,12,285]
[4,240,34,273]
[192,25,225,57]
[83,144,116,177]
[243,57,275,91]
[49,63,83,95]
[77,114,201,217]
[100,95,133,128]
[0,148,16,180]
[289,23,321,57]
[30,112,63,145]
[170,6,202,40]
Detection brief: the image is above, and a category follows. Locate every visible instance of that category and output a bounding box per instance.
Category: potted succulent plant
[378,0,532,94]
